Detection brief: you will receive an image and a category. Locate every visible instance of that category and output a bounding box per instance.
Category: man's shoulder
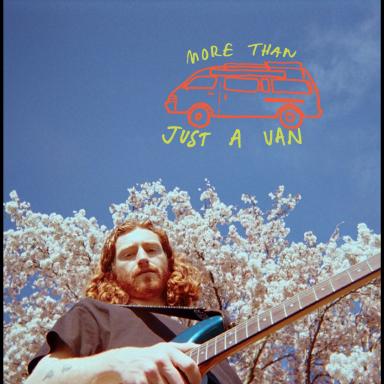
[75,297,129,315]
[75,298,163,318]
[77,297,112,309]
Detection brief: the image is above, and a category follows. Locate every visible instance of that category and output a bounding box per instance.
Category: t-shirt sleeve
[27,303,100,374]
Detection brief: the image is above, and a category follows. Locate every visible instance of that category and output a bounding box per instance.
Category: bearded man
[26,220,241,384]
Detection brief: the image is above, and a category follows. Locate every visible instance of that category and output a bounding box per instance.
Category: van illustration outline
[164,61,323,129]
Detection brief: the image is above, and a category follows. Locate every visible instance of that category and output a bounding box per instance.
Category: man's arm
[25,340,201,384]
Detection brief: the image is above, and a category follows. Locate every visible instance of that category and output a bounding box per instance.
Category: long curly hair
[85,220,201,306]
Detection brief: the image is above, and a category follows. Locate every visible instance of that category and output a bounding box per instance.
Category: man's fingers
[169,342,199,353]
[145,367,167,384]
[127,359,166,384]
[140,342,201,384]
[169,348,201,384]
[158,362,187,384]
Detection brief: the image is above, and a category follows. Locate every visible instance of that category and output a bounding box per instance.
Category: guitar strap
[119,304,224,322]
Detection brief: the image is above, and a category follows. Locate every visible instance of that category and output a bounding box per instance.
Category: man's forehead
[115,228,161,249]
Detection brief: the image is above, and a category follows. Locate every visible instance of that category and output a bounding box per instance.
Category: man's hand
[99,342,201,384]
[26,341,201,384]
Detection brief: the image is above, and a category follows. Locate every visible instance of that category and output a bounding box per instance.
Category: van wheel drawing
[187,103,213,129]
[278,105,304,130]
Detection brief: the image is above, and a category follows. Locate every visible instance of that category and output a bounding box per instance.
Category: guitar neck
[188,254,381,374]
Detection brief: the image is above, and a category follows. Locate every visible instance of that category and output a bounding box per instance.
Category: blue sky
[4,0,380,243]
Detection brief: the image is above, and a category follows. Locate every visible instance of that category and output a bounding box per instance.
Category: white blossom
[326,346,378,384]
[3,181,381,383]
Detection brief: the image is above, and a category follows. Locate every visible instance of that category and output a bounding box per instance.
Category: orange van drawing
[165,61,323,129]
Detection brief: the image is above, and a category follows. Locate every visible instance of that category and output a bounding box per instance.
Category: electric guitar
[172,254,380,380]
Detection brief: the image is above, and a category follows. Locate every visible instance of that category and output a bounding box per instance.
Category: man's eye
[147,247,160,255]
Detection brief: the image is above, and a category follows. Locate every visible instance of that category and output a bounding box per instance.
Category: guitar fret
[346,270,353,282]
[199,345,206,361]
[350,262,371,281]
[283,304,288,317]
[271,305,286,323]
[304,288,318,307]
[190,347,198,363]
[332,271,350,290]
[206,337,215,361]
[316,281,333,299]
[214,335,217,356]
[367,260,373,272]
[312,286,318,300]
[285,297,301,316]
[329,278,336,292]
[245,320,249,338]
[259,313,271,330]
[297,294,303,309]
[269,310,274,325]
[227,330,235,348]
[247,318,258,337]
[369,254,380,270]
[257,315,260,332]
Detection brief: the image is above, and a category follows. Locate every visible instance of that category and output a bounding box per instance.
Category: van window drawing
[165,61,323,129]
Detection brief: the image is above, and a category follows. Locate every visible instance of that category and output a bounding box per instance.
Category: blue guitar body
[172,315,224,344]
[172,316,224,384]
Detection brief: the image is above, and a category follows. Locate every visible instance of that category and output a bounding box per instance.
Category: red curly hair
[85,220,201,306]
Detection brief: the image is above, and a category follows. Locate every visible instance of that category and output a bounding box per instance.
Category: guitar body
[172,316,224,384]
[172,315,224,344]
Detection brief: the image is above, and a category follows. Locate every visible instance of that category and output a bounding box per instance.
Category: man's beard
[116,268,169,300]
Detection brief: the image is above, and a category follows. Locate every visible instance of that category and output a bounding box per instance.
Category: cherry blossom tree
[3,181,381,383]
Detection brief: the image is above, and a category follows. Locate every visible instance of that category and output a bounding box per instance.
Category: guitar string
[188,258,375,361]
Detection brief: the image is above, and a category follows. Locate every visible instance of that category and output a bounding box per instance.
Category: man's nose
[137,248,149,268]
[138,258,149,268]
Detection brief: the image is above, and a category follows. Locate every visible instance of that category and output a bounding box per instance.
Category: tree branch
[306,311,325,383]
[261,352,294,370]
[312,373,332,384]
[245,337,269,384]
[208,271,223,310]
[305,296,347,384]
[196,251,223,309]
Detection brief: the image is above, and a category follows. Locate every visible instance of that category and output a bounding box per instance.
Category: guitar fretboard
[188,253,380,366]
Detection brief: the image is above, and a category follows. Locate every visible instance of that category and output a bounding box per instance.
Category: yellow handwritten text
[248,43,297,58]
[263,127,302,146]
[162,126,212,148]
[229,129,242,148]
[187,43,234,64]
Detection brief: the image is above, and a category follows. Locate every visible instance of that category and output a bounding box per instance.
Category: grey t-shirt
[28,298,242,384]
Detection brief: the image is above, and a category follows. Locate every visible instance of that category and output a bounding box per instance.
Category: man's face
[113,228,169,302]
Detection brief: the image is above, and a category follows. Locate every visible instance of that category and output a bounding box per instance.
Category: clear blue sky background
[4,0,381,243]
